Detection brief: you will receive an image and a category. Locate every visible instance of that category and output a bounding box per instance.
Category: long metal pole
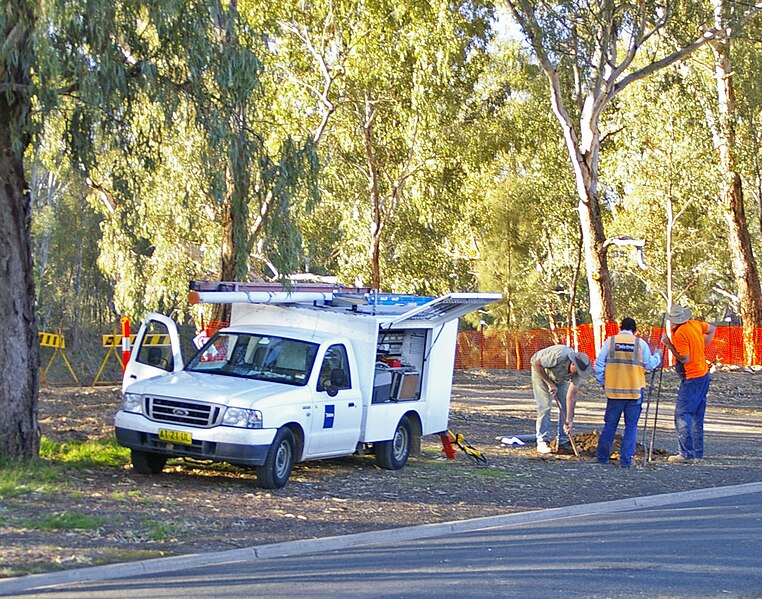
[648,362,666,463]
[641,313,666,458]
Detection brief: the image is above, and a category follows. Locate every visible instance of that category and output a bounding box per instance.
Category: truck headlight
[222,407,263,429]
[121,392,143,414]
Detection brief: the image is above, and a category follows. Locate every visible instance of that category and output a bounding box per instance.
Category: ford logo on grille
[172,408,189,416]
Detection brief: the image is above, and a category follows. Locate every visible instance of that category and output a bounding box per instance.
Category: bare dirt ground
[2,367,761,578]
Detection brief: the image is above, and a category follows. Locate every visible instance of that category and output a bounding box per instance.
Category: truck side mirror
[325,384,339,397]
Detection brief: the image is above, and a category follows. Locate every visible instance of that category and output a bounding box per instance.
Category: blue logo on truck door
[323,405,335,429]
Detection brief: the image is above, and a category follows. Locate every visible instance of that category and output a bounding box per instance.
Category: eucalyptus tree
[30,125,114,340]
[503,0,726,347]
[0,0,321,459]
[604,69,725,325]
[469,42,583,330]
[273,0,496,291]
[2,0,44,459]
[704,0,762,364]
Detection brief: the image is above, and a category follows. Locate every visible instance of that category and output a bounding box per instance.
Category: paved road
[5,484,762,598]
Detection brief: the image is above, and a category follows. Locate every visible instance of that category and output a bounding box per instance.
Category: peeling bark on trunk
[0,109,40,460]
[711,4,762,365]
[577,187,615,347]
[723,176,762,364]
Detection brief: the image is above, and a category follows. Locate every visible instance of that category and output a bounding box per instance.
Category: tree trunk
[0,109,40,460]
[212,197,238,324]
[723,176,762,364]
[549,85,615,350]
[370,232,381,291]
[566,220,583,348]
[711,6,762,365]
[573,158,616,349]
[363,98,383,291]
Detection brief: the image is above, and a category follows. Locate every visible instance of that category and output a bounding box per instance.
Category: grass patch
[92,548,170,566]
[470,467,512,479]
[0,459,66,498]
[109,490,151,504]
[40,436,130,468]
[20,511,110,530]
[141,518,188,542]
[0,436,129,498]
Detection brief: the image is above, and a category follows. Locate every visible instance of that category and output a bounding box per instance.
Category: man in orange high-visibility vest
[595,317,662,467]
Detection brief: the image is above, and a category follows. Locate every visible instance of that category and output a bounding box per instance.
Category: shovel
[551,390,579,457]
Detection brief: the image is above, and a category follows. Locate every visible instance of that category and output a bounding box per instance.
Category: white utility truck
[115,282,500,488]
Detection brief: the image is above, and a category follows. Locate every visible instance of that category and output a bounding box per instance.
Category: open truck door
[122,312,184,392]
[382,293,503,329]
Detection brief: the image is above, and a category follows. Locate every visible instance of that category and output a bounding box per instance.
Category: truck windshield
[185,332,318,386]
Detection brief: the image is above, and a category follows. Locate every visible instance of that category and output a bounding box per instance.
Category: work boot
[667,454,693,464]
[536,440,552,454]
[555,441,574,455]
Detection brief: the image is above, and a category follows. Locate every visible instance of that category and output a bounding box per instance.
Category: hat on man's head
[571,351,592,378]
[667,304,691,325]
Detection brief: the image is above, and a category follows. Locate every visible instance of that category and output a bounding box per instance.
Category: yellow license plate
[158,429,193,445]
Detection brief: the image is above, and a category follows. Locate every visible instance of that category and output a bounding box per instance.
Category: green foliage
[29,121,115,330]
[602,43,756,325]
[465,41,581,328]
[0,459,64,498]
[10,0,762,337]
[280,0,496,291]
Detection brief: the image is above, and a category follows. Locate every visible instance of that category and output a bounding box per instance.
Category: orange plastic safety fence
[455,325,762,370]
[197,321,762,368]
[205,320,230,335]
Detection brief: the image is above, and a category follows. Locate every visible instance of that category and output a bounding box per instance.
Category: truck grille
[145,396,222,428]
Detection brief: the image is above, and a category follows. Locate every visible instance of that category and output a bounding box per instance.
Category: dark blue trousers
[675,373,710,459]
[597,394,643,467]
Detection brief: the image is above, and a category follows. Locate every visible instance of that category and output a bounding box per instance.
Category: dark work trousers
[597,393,643,467]
[675,373,710,459]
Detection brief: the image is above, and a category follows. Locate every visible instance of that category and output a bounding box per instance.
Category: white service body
[115,290,500,487]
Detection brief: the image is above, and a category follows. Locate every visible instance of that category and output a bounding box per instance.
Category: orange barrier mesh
[197,321,761,368]
[455,325,762,370]
[204,320,230,335]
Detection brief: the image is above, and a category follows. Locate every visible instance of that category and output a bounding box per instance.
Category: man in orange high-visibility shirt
[661,304,716,463]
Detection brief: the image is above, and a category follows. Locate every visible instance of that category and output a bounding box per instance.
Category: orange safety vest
[603,333,646,400]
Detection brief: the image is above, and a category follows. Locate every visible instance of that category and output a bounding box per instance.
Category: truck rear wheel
[375,417,411,470]
[131,449,167,474]
[256,427,296,489]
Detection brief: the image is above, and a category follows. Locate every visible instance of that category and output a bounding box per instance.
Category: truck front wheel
[375,417,412,470]
[131,449,168,474]
[256,427,296,489]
